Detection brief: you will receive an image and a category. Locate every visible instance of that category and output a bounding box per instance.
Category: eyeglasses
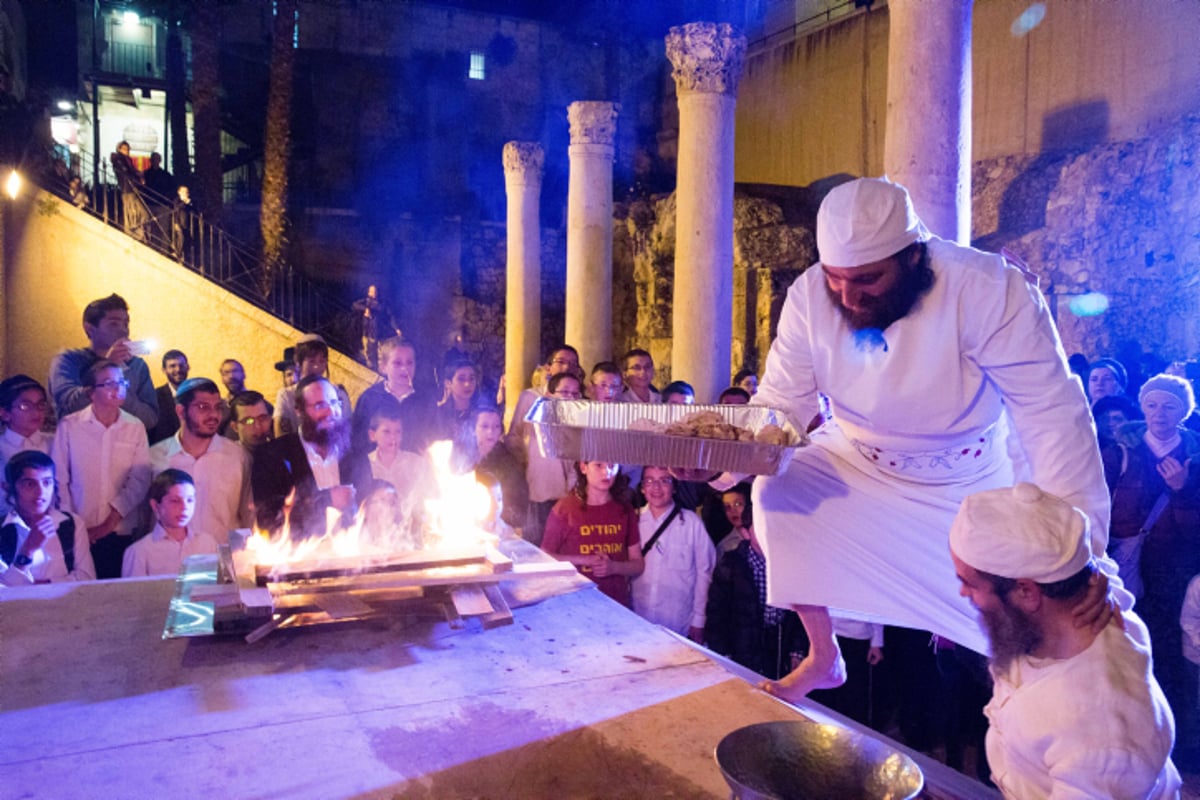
[643,477,674,488]
[308,399,341,412]
[95,379,130,391]
[238,414,272,426]
[549,358,576,367]
[188,402,221,414]
[14,400,49,413]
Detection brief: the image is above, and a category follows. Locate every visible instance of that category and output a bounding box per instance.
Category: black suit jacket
[250,433,372,535]
[148,384,180,444]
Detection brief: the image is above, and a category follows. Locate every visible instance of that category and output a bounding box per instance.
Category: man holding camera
[49,293,158,435]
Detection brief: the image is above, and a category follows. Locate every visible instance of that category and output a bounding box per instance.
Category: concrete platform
[1,573,997,799]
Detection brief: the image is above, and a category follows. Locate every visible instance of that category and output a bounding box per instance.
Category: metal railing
[47,150,354,352]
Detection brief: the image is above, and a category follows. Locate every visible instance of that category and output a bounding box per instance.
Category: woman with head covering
[1102,372,1200,770]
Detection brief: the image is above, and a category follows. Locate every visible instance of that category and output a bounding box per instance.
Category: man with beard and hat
[251,375,371,535]
[741,177,1117,699]
[949,482,1179,799]
[150,378,250,544]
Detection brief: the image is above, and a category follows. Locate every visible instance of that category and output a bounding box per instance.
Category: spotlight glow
[57,100,73,112]
[4,170,20,200]
[1011,3,1046,37]
[122,10,140,26]
[1068,292,1110,317]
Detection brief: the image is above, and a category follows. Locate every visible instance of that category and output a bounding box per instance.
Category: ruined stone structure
[565,101,620,373]
[665,21,746,403]
[503,141,544,419]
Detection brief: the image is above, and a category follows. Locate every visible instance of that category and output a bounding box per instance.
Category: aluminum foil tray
[526,399,804,476]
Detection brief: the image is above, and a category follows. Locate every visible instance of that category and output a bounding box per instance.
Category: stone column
[565,101,619,372]
[502,141,544,425]
[883,0,973,243]
[666,22,746,403]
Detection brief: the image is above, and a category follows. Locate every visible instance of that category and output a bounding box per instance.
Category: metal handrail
[46,149,354,353]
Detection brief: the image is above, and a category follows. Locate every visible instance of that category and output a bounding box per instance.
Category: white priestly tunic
[752,238,1114,654]
[630,505,716,634]
[985,611,1179,799]
[150,433,250,545]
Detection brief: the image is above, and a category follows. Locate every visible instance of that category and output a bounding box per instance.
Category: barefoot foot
[759,651,847,702]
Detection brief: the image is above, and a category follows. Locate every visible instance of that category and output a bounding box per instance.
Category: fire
[243,439,499,573]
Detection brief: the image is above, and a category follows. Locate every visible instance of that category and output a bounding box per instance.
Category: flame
[244,439,499,572]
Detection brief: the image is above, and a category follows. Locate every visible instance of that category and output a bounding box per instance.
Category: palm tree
[190,1,222,222]
[259,0,297,297]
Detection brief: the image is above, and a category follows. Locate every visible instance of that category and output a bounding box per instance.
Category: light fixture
[122,10,140,26]
[5,170,21,200]
[57,100,74,111]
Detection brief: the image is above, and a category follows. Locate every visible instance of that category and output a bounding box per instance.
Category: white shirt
[0,427,55,518]
[51,406,152,536]
[121,523,219,578]
[0,509,95,585]
[621,386,661,404]
[985,613,1179,799]
[368,449,432,508]
[150,433,250,545]
[1182,574,1200,666]
[630,505,716,634]
[756,237,1111,551]
[302,438,341,490]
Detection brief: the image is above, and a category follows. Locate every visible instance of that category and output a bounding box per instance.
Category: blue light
[1010,3,1046,37]
[1068,292,1110,317]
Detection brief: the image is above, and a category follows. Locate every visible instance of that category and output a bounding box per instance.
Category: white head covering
[950,483,1092,583]
[816,177,929,268]
[1138,373,1196,417]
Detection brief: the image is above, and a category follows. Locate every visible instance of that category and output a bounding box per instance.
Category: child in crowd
[0,450,94,585]
[367,403,431,512]
[454,405,528,531]
[435,359,482,439]
[51,360,152,579]
[0,375,55,519]
[542,461,643,606]
[122,469,218,577]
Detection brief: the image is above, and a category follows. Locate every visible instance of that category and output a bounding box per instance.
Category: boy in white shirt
[0,450,94,585]
[0,375,55,519]
[51,360,152,578]
[367,404,431,514]
[122,469,218,577]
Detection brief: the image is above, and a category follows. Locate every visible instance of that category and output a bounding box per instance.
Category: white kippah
[816,177,929,268]
[950,483,1092,583]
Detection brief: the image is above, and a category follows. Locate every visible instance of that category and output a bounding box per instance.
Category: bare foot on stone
[759,651,847,702]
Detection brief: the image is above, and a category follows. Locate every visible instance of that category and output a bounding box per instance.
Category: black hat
[275,347,296,372]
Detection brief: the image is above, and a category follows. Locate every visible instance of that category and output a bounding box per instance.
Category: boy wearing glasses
[631,466,716,642]
[51,360,152,578]
[0,450,95,585]
[0,375,55,519]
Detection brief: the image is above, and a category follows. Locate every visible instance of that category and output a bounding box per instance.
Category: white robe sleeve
[964,263,1110,553]
[755,273,822,432]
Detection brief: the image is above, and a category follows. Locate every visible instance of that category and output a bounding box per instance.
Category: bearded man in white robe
[751,177,1119,699]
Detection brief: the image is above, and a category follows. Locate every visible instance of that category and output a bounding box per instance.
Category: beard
[981,598,1042,674]
[826,246,936,332]
[300,415,350,457]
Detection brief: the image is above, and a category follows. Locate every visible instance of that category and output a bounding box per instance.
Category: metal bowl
[715,720,924,800]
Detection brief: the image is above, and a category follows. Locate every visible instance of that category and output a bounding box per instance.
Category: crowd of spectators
[3,289,1198,774]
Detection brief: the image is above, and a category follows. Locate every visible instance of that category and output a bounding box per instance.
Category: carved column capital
[567,101,620,147]
[503,141,544,182]
[666,22,747,97]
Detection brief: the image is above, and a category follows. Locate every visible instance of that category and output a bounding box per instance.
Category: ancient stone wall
[972,114,1200,363]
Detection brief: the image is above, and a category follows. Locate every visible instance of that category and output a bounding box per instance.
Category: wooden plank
[479,583,514,629]
[254,550,489,586]
[450,586,495,616]
[484,546,514,573]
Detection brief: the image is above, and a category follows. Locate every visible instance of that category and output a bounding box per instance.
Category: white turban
[816,177,929,268]
[950,483,1092,583]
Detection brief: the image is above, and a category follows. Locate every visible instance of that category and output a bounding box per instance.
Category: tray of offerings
[526,399,805,476]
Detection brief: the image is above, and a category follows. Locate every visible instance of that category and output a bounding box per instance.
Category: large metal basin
[716,719,924,800]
